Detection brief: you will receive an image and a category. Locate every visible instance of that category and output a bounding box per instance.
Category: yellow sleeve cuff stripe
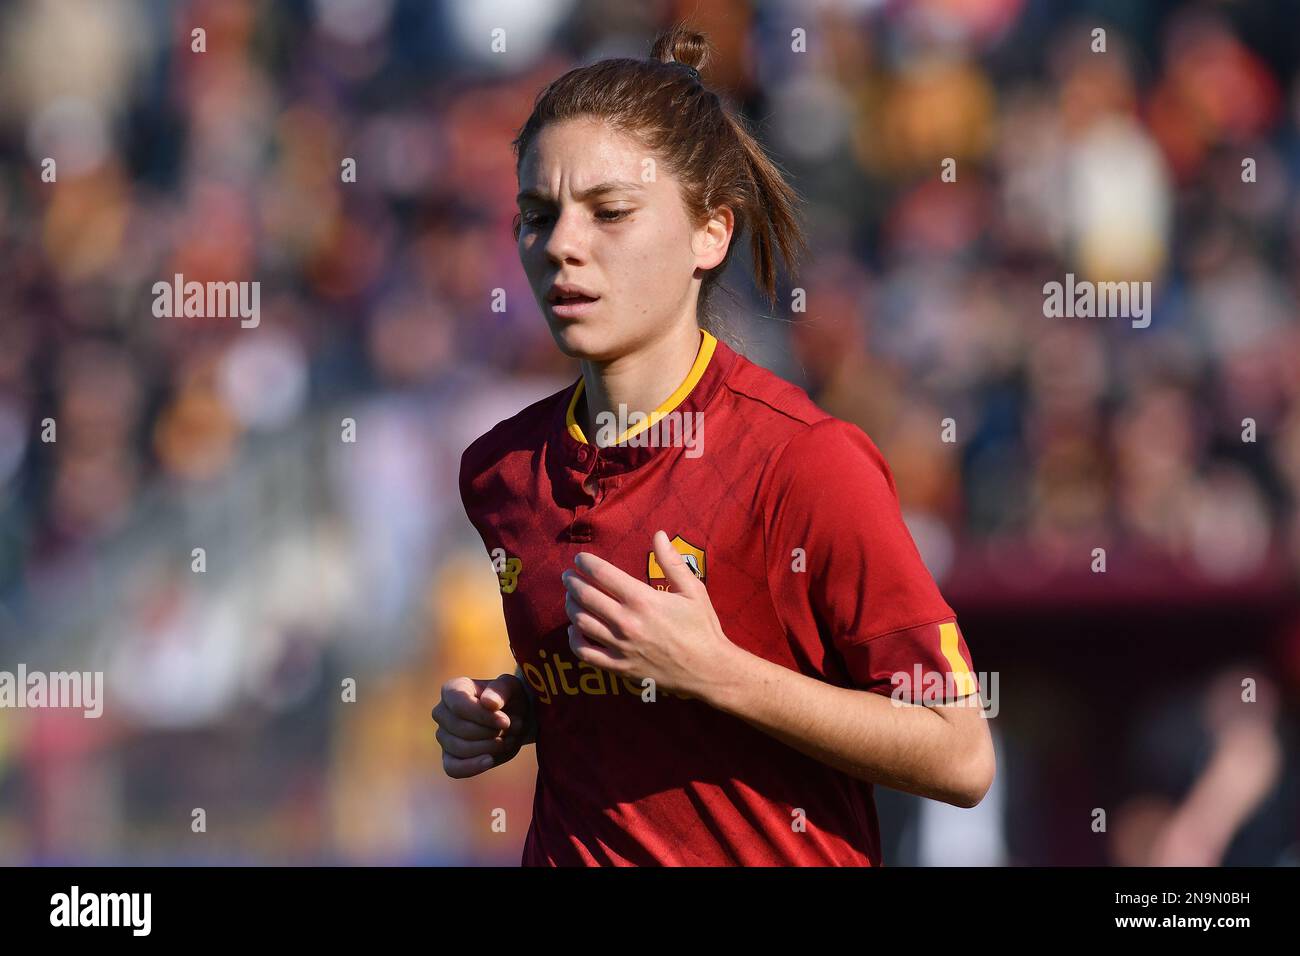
[939,621,978,697]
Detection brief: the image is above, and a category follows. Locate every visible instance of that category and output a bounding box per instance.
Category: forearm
[703,645,982,806]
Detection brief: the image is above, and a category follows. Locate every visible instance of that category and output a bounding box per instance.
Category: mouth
[549,297,600,319]
[546,284,601,318]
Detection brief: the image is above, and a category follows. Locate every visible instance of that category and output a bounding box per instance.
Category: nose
[543,206,588,266]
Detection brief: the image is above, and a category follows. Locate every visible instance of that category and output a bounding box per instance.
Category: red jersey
[458,329,978,866]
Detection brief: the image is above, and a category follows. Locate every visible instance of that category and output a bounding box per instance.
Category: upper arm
[764,419,977,702]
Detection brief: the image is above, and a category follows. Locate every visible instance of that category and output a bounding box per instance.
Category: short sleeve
[763,418,978,704]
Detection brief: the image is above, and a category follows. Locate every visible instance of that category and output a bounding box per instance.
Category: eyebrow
[515,180,645,205]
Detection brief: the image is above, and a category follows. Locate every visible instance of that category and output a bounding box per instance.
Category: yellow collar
[566,329,718,445]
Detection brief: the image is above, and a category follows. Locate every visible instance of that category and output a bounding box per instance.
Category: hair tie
[674,61,700,82]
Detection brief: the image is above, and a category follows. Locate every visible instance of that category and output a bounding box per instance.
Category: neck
[579,323,704,446]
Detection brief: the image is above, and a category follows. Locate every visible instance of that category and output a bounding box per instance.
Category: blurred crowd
[0,0,1297,864]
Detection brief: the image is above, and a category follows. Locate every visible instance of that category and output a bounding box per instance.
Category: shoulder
[720,350,830,431]
[458,380,574,501]
[720,351,893,494]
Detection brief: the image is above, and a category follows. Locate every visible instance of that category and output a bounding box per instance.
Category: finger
[479,673,520,710]
[442,679,511,730]
[568,624,625,670]
[563,574,629,635]
[432,702,504,741]
[571,550,647,606]
[498,718,532,745]
[651,529,702,594]
[443,752,497,779]
[567,602,621,647]
[479,673,521,727]
[436,726,511,759]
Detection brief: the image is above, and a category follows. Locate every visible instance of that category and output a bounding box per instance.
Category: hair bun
[650,25,710,78]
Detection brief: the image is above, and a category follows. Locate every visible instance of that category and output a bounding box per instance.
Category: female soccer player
[435,25,995,866]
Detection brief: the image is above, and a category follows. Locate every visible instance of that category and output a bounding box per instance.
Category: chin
[548,320,622,362]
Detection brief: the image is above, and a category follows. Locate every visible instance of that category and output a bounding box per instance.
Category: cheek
[518,234,540,268]
[519,239,549,292]
[608,225,693,295]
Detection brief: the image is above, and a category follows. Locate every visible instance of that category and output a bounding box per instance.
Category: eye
[519,207,631,229]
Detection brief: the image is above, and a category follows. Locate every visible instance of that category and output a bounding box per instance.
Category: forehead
[518,117,656,190]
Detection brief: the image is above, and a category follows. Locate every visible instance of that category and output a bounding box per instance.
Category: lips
[547,283,600,304]
[549,295,600,319]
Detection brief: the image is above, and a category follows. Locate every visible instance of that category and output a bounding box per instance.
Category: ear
[693,205,734,270]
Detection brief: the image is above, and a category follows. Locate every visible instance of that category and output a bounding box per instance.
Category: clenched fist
[432,673,536,778]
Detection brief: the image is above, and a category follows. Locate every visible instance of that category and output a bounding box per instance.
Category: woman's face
[516,116,731,361]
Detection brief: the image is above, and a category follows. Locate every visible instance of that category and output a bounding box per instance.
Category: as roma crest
[647,535,706,586]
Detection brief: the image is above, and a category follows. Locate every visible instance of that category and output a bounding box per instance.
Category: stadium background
[0,0,1298,865]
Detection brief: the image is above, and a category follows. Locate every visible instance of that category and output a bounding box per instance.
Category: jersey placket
[567,443,602,543]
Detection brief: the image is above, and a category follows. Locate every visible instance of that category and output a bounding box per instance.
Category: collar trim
[565,329,718,445]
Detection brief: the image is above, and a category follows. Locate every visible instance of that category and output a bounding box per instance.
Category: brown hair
[511,24,807,338]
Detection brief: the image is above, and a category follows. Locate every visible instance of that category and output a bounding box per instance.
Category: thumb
[653,530,701,594]
[478,674,519,724]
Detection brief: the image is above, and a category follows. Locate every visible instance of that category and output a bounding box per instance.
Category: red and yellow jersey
[458,328,978,866]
